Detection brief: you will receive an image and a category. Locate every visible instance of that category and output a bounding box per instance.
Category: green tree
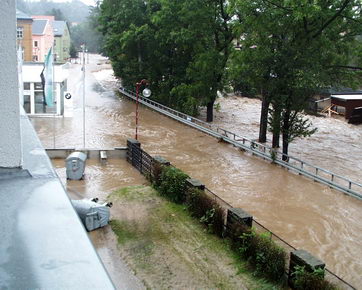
[70,4,104,54]
[229,0,362,158]
[46,8,67,21]
[98,0,233,120]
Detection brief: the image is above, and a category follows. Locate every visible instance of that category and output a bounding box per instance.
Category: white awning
[331,94,362,101]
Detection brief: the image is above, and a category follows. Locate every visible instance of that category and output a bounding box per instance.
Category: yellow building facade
[16,10,33,62]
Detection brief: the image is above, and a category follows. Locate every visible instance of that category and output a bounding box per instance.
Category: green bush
[150,162,164,186]
[186,189,225,237]
[292,266,337,290]
[157,166,189,203]
[237,228,287,282]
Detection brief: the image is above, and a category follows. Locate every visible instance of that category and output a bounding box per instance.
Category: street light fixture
[135,79,151,140]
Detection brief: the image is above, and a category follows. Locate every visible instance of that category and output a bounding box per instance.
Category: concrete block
[153,156,170,166]
[227,208,253,228]
[186,178,205,190]
[288,249,325,285]
[127,138,141,148]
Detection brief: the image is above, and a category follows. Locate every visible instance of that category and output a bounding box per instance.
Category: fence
[126,140,356,290]
[119,87,362,201]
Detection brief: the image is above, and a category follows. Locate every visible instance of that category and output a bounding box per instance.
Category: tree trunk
[259,95,270,143]
[282,135,289,161]
[282,108,291,161]
[272,106,281,148]
[206,100,215,122]
[272,131,280,148]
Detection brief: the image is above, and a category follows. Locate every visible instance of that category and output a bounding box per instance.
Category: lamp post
[135,79,151,140]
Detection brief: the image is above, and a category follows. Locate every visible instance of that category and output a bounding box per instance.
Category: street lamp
[135,79,151,140]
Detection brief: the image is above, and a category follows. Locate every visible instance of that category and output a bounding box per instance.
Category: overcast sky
[27,0,97,7]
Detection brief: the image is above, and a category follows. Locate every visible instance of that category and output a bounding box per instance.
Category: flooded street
[207,96,362,184]
[31,55,362,287]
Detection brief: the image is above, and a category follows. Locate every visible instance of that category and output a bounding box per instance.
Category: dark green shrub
[150,162,164,186]
[186,188,225,237]
[237,229,287,282]
[292,266,337,290]
[157,166,189,203]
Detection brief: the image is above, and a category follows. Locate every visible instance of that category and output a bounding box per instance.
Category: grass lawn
[108,185,282,289]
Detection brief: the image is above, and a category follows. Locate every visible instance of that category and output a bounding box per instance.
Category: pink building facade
[32,16,54,62]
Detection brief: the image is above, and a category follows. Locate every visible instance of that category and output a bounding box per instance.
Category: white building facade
[22,62,69,116]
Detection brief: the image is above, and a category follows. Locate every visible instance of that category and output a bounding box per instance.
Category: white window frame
[17,27,23,39]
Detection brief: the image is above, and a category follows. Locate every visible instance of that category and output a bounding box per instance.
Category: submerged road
[31,54,362,287]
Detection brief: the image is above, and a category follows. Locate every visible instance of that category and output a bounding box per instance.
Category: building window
[34,41,38,47]
[32,55,38,61]
[34,83,43,90]
[54,40,56,47]
[17,27,23,39]
[23,82,30,90]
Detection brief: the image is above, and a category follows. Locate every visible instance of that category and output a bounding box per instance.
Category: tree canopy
[99,0,233,120]
[229,0,362,157]
[99,0,362,157]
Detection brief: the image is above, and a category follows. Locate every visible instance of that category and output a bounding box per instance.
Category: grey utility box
[66,152,87,180]
[72,198,112,231]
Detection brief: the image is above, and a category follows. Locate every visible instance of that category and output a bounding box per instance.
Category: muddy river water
[31,55,362,287]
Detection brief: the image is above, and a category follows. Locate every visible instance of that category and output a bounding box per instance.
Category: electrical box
[66,152,87,180]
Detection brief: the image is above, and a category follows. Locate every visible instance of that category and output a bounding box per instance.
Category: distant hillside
[17,0,91,23]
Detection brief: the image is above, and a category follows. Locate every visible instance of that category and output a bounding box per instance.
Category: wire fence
[126,141,356,289]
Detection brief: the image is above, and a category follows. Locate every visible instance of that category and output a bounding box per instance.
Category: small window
[23,82,30,90]
[34,41,38,47]
[32,55,38,61]
[17,27,23,39]
[34,83,43,90]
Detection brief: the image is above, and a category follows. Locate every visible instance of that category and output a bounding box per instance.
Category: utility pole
[82,44,86,149]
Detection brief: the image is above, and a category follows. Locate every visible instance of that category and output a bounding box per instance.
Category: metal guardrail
[119,87,362,200]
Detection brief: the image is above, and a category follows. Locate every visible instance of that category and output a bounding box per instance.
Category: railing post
[224,208,253,238]
[186,178,205,191]
[288,249,325,287]
[127,138,141,167]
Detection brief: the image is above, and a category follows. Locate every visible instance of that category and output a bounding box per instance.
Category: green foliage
[98,0,233,119]
[236,228,287,282]
[229,0,362,154]
[292,265,337,290]
[69,42,77,59]
[70,5,104,53]
[186,188,225,236]
[157,166,189,203]
[214,103,221,113]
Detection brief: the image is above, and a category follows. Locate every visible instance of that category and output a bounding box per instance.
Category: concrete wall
[0,0,22,168]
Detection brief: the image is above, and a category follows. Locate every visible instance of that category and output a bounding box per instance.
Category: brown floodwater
[31,54,362,287]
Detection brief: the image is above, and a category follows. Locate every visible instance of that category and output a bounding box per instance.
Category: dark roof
[32,19,48,35]
[53,21,67,36]
[16,9,32,20]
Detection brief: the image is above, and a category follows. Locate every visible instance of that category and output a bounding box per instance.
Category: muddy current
[31,55,362,287]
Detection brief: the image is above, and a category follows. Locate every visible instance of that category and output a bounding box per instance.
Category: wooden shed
[331,94,362,119]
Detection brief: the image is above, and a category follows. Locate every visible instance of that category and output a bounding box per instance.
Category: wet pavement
[31,54,362,287]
